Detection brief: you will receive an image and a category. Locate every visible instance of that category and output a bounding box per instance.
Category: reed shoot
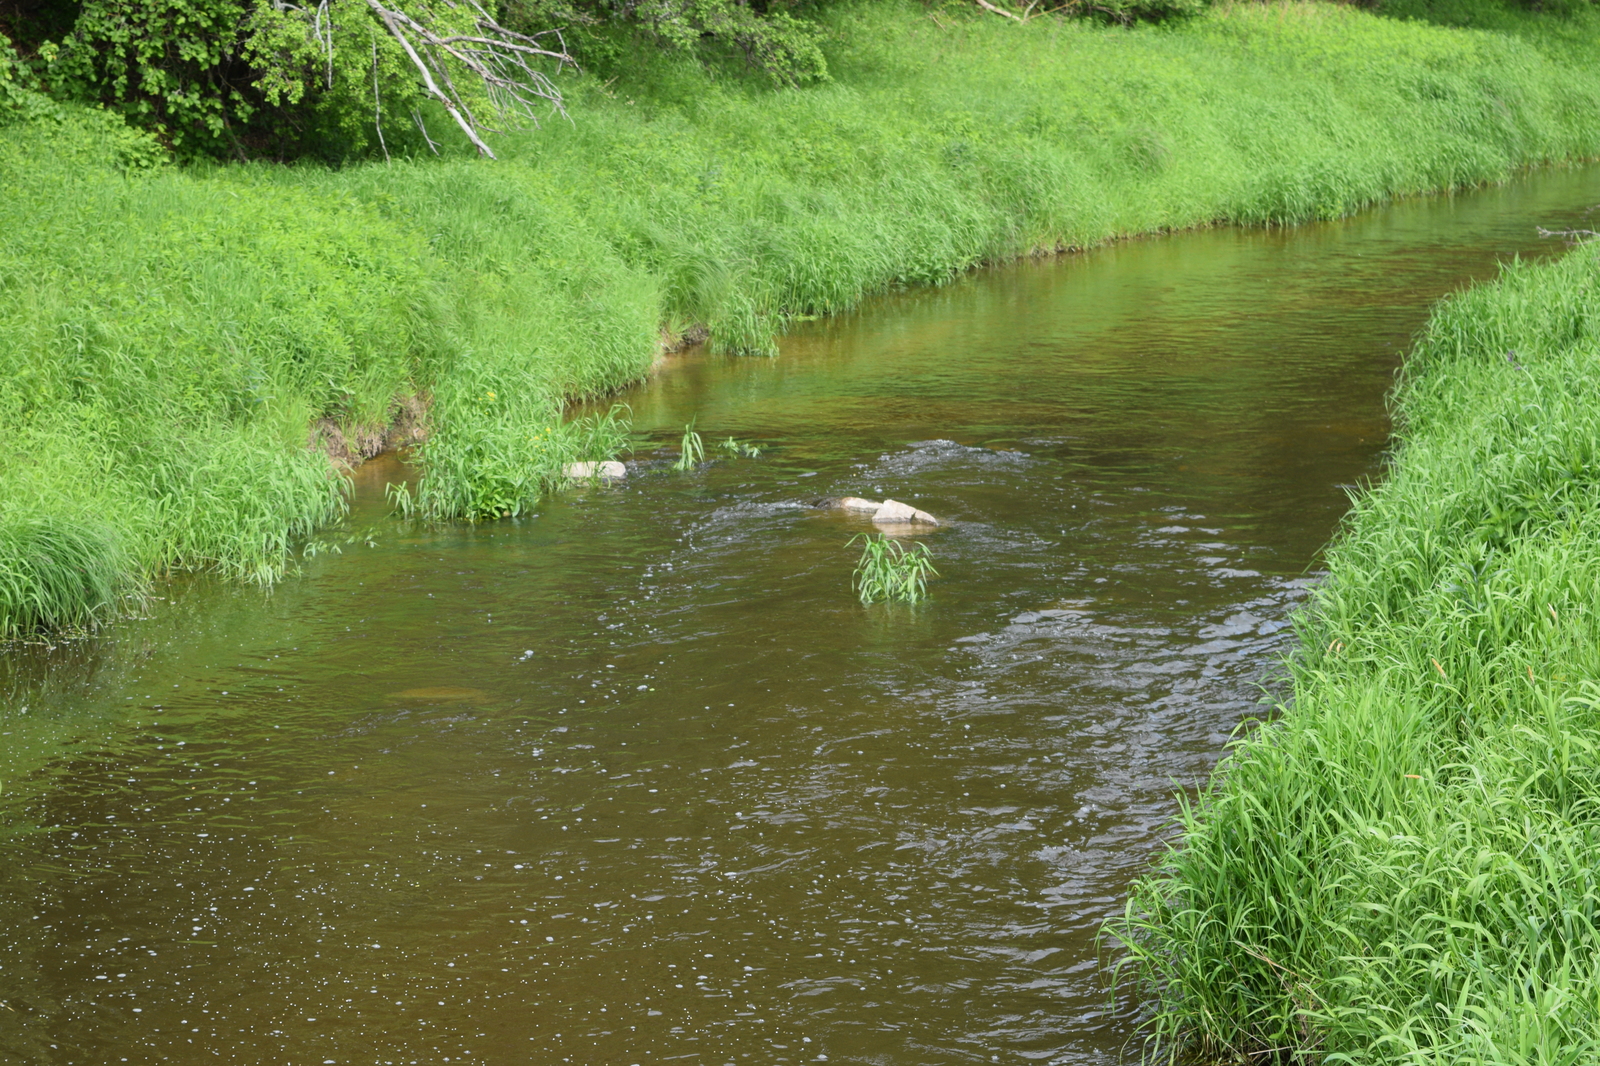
[850,534,937,604]
[674,421,705,472]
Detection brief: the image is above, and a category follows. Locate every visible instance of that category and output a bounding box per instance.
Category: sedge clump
[674,420,706,472]
[849,533,937,604]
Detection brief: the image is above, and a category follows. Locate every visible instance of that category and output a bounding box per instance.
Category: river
[4,167,1600,1065]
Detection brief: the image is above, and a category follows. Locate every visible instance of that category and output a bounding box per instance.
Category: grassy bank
[7,0,1600,636]
[1118,243,1600,1061]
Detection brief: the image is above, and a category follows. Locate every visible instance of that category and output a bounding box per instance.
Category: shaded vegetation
[1,0,829,157]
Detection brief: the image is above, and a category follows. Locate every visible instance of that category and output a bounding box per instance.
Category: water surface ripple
[5,171,1600,1065]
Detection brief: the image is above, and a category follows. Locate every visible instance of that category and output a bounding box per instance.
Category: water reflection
[4,170,1600,1065]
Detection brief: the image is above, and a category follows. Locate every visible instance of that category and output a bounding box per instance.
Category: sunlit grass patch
[0,515,128,640]
[1114,244,1600,1062]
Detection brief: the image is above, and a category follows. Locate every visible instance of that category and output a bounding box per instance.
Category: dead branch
[973,0,1025,20]
[1537,226,1600,245]
[372,38,389,162]
[365,0,574,158]
[411,107,440,153]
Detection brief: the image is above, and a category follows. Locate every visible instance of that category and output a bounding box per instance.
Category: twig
[1537,225,1600,244]
[364,0,574,158]
[372,39,390,163]
[312,0,334,88]
[411,108,440,154]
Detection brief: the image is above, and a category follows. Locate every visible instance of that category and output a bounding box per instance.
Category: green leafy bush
[500,0,829,86]
[17,0,828,158]
[43,0,446,157]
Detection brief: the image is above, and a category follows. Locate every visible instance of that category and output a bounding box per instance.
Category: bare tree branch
[367,0,494,155]
[362,0,573,158]
[973,0,1024,21]
[1538,226,1600,244]
[372,38,390,162]
[411,107,440,153]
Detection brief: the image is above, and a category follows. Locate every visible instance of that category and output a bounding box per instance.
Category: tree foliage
[1,0,829,158]
[499,0,827,86]
[22,0,570,157]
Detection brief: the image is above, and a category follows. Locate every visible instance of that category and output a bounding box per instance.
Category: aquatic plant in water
[850,533,936,604]
[674,420,706,472]
[718,436,762,458]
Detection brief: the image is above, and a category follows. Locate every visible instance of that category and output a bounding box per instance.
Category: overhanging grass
[9,0,1600,635]
[1117,244,1600,1063]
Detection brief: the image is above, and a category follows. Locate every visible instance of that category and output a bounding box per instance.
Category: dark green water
[5,169,1600,1066]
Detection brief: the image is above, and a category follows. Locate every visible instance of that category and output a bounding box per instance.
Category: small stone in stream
[872,499,939,526]
[837,496,883,513]
[564,461,626,480]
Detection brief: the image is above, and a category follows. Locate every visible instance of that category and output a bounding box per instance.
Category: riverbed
[4,168,1600,1065]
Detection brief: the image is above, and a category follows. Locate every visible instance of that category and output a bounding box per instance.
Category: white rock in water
[838,496,883,513]
[564,460,626,480]
[873,499,939,526]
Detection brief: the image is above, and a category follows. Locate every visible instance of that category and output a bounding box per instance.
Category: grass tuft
[674,420,706,472]
[0,515,128,639]
[850,533,937,604]
[718,436,762,458]
[411,405,633,519]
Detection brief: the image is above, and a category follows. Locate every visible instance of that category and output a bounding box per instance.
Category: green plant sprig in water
[674,420,706,472]
[301,524,382,559]
[849,533,937,604]
[718,436,763,459]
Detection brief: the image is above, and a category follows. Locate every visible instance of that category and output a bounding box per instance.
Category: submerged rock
[564,460,627,480]
[872,499,939,526]
[837,496,883,513]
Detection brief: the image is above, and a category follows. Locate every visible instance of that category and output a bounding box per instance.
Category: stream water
[5,168,1600,1066]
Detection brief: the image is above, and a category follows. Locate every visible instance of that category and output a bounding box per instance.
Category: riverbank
[6,0,1600,636]
[1118,241,1600,1060]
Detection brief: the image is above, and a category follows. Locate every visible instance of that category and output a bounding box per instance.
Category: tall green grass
[0,112,408,635]
[1117,244,1600,1063]
[851,533,937,604]
[674,420,706,472]
[9,0,1600,635]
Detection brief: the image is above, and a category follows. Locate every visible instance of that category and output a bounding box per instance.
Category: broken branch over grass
[364,0,574,157]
